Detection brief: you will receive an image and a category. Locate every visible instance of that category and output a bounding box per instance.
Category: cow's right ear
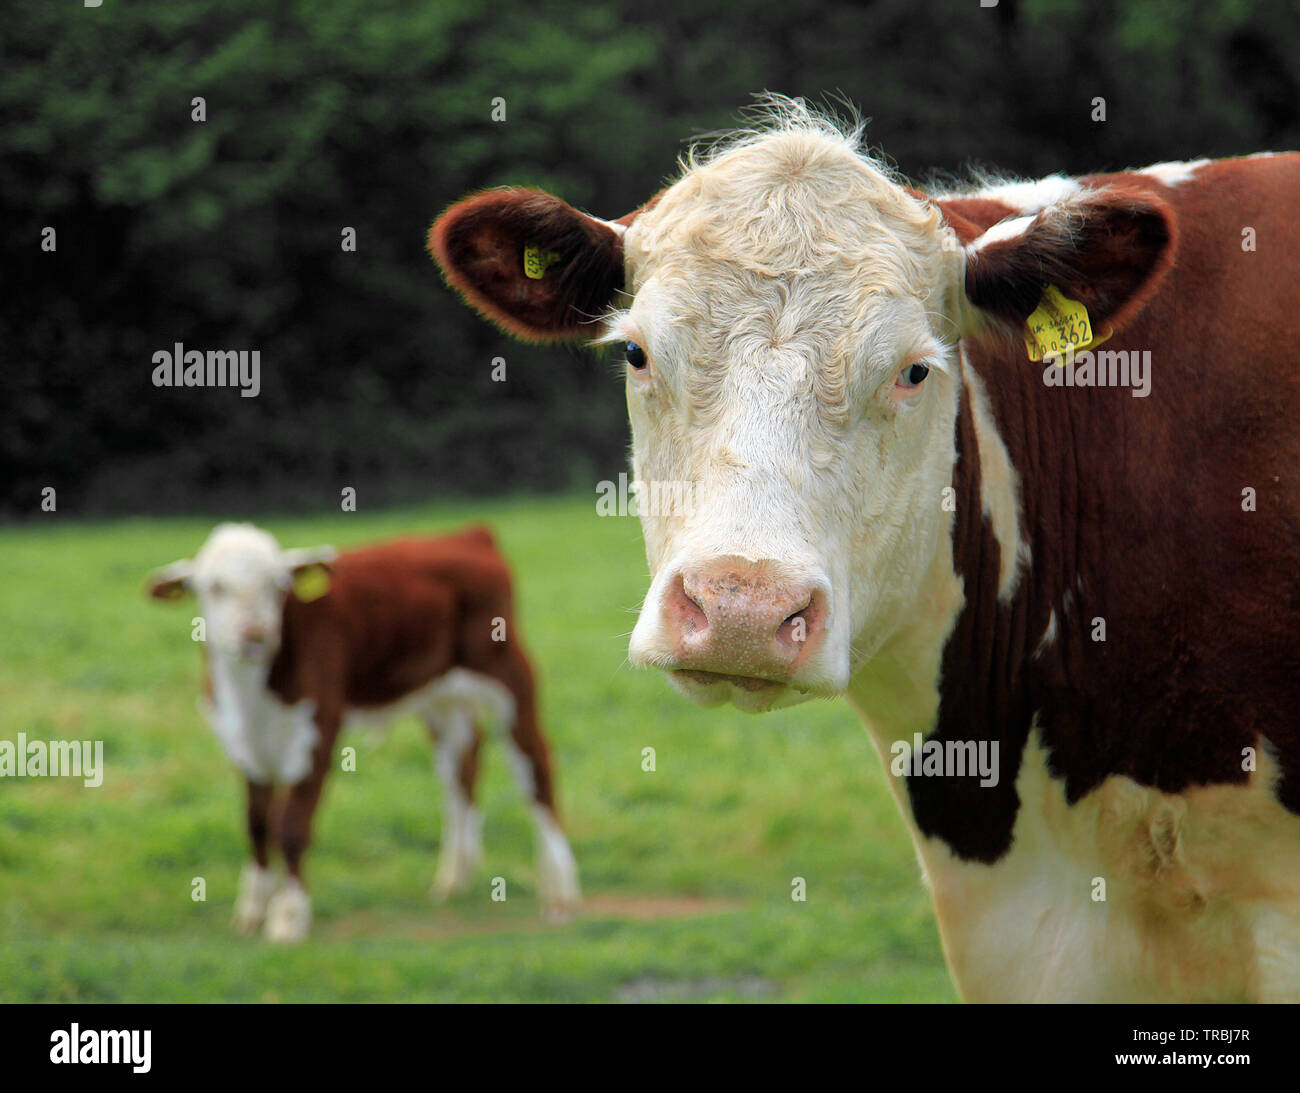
[145,559,194,602]
[428,188,626,343]
[958,186,1176,340]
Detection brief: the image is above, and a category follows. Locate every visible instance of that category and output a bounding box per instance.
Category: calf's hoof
[431,853,478,902]
[535,811,581,920]
[541,901,575,925]
[231,862,276,934]
[430,871,466,903]
[431,820,483,902]
[264,879,312,943]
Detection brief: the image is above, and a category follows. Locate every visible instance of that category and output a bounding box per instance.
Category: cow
[146,523,579,941]
[429,97,1300,1001]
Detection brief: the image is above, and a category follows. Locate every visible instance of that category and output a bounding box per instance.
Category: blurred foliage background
[3,0,1297,517]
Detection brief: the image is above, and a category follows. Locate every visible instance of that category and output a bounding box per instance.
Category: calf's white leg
[504,737,580,916]
[427,706,484,899]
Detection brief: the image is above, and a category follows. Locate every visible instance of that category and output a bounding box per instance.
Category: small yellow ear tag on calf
[1023,285,1111,362]
[523,244,560,279]
[293,567,331,602]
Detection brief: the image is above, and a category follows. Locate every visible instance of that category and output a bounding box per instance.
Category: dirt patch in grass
[319,892,743,940]
[614,974,780,1002]
[578,893,742,920]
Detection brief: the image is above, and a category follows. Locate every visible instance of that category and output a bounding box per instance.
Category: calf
[147,523,579,941]
[430,98,1300,1000]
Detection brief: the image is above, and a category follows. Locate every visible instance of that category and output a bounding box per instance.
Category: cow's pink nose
[241,626,269,645]
[664,562,826,681]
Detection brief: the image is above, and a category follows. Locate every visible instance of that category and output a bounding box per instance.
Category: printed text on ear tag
[293,567,331,602]
[1024,285,1111,362]
[523,244,561,279]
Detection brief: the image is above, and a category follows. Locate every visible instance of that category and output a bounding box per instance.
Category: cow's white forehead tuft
[193,523,285,583]
[615,99,957,419]
[625,100,945,289]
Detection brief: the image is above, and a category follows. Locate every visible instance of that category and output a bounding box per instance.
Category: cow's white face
[615,130,967,711]
[189,525,294,660]
[431,101,1173,715]
[148,524,334,663]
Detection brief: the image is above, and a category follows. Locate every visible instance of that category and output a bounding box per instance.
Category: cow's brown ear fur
[428,188,625,343]
[145,561,193,602]
[960,187,1177,336]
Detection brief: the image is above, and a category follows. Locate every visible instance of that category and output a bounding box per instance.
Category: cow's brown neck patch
[912,283,1300,862]
[905,354,1043,862]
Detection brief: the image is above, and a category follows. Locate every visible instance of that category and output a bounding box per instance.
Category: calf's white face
[148,524,335,662]
[613,129,967,711]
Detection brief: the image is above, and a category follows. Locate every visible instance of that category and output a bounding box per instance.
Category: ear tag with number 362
[1024,285,1112,362]
[523,244,561,279]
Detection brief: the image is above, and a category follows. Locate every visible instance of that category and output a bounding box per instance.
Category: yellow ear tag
[523,244,560,279]
[293,567,331,602]
[1024,285,1112,362]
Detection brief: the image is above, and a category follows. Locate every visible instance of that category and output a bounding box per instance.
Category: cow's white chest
[912,734,1293,1002]
[855,692,1300,1001]
[202,664,517,787]
[203,658,318,785]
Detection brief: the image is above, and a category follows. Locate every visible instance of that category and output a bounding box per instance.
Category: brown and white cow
[430,99,1300,1001]
[147,523,579,941]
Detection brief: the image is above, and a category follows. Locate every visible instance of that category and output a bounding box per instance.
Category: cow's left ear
[283,546,336,576]
[283,546,335,602]
[429,187,627,343]
[145,559,194,602]
[960,187,1176,337]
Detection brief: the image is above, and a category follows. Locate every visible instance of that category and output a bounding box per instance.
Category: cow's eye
[896,362,930,389]
[626,342,647,370]
[210,581,226,597]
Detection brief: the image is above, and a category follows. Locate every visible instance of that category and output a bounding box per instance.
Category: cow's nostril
[777,603,812,647]
[670,575,710,635]
[777,589,827,654]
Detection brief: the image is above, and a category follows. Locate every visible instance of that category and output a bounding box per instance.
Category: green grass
[0,495,955,1002]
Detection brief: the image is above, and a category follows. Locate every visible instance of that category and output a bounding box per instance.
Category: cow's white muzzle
[629,554,847,711]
